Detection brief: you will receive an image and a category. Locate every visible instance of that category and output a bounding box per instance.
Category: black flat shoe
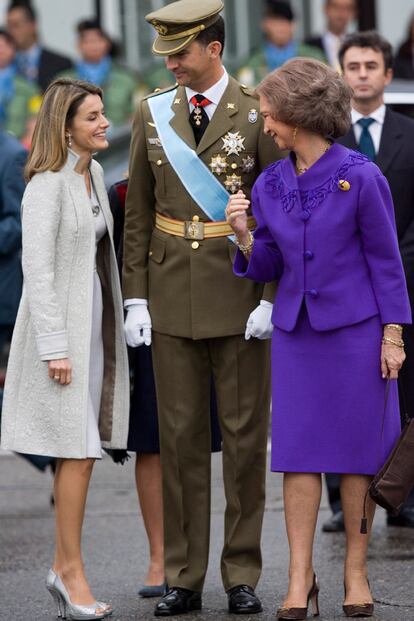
[387,508,414,528]
[154,587,202,616]
[322,510,345,532]
[227,585,262,615]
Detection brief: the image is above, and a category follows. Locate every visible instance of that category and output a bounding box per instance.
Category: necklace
[295,141,332,175]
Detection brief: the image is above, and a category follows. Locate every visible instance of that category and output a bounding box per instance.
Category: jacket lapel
[196,77,239,155]
[168,85,197,150]
[376,108,403,175]
[338,128,358,150]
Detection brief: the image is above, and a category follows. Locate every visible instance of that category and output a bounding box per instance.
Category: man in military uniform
[123,0,281,615]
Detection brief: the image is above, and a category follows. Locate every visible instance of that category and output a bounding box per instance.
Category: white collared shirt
[351,104,386,154]
[186,68,229,119]
[322,31,344,70]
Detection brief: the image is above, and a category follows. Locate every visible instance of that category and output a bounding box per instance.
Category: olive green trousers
[152,332,270,592]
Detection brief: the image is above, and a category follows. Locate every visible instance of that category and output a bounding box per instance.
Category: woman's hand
[225,191,250,244]
[381,342,405,379]
[48,358,72,385]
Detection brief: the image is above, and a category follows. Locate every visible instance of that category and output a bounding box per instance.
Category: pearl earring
[67,133,72,147]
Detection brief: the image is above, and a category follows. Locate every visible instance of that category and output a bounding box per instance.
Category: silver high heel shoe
[46,569,113,620]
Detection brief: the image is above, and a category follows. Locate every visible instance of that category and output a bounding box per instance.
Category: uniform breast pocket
[148,150,178,198]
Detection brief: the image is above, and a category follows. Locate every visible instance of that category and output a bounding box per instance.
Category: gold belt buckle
[184,220,205,240]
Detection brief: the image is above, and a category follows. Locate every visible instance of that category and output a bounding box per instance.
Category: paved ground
[0,450,413,621]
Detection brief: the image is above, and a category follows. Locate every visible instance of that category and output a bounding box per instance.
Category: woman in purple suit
[226,58,410,620]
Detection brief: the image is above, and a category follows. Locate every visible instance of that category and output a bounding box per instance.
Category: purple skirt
[271,306,400,474]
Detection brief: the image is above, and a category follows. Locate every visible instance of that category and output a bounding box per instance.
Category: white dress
[86,185,107,458]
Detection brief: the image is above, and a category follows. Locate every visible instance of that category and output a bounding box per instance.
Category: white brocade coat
[1,152,129,458]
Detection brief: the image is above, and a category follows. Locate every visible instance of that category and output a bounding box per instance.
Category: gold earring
[292,127,298,144]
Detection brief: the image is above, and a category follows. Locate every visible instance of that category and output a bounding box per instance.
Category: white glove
[124,300,152,347]
[245,300,273,340]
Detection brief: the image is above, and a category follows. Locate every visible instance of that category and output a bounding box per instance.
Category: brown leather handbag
[361,381,414,533]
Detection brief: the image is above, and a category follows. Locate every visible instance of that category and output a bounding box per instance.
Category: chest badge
[148,137,162,147]
[227,102,236,110]
[222,131,246,156]
[248,108,258,123]
[224,174,243,193]
[209,155,228,175]
[338,179,351,191]
[241,155,255,173]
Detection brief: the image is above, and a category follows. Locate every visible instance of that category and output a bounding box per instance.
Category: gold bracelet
[384,323,403,333]
[236,231,254,255]
[382,336,405,348]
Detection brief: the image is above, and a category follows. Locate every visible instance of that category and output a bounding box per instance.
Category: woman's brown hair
[256,58,353,140]
[25,78,103,181]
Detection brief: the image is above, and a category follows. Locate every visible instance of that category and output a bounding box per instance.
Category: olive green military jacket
[123,75,281,340]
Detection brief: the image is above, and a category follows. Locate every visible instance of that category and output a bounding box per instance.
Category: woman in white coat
[1,78,129,619]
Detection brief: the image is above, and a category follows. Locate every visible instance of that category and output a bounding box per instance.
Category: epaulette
[144,83,178,100]
[239,83,258,98]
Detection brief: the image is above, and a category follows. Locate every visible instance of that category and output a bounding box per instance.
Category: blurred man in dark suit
[6,2,72,92]
[0,129,26,357]
[323,31,414,531]
[306,0,356,71]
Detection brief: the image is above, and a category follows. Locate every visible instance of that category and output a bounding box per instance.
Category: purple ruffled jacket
[234,143,411,331]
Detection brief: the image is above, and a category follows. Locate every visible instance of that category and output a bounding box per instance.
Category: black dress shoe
[387,508,414,528]
[322,510,345,532]
[227,585,262,615]
[154,587,202,616]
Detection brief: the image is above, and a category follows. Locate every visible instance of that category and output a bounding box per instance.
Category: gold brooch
[338,180,350,191]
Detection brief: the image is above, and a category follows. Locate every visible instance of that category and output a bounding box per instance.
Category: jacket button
[191,241,200,250]
[157,159,162,166]
[299,210,311,221]
[192,215,200,222]
[309,289,319,299]
[303,250,314,260]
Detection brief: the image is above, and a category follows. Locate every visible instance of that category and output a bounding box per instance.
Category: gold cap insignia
[151,20,168,35]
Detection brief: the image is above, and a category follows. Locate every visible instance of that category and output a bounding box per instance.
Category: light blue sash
[147,89,231,224]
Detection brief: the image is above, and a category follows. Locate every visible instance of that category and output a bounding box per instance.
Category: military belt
[155,212,256,240]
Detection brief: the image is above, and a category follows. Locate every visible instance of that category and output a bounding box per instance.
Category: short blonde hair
[25,78,103,181]
[256,58,352,139]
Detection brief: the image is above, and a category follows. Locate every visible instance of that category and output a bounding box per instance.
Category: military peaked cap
[146,0,224,56]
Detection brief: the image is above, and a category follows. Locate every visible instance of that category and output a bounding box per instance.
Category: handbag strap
[398,374,411,425]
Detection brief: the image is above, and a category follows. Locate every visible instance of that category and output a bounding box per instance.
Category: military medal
[222,131,246,156]
[241,155,255,173]
[248,109,258,123]
[209,155,228,175]
[224,174,243,193]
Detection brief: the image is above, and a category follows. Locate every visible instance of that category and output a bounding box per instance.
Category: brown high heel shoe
[276,574,320,620]
[343,579,374,618]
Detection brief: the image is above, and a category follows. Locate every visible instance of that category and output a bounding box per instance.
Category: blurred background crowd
[2,0,414,483]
